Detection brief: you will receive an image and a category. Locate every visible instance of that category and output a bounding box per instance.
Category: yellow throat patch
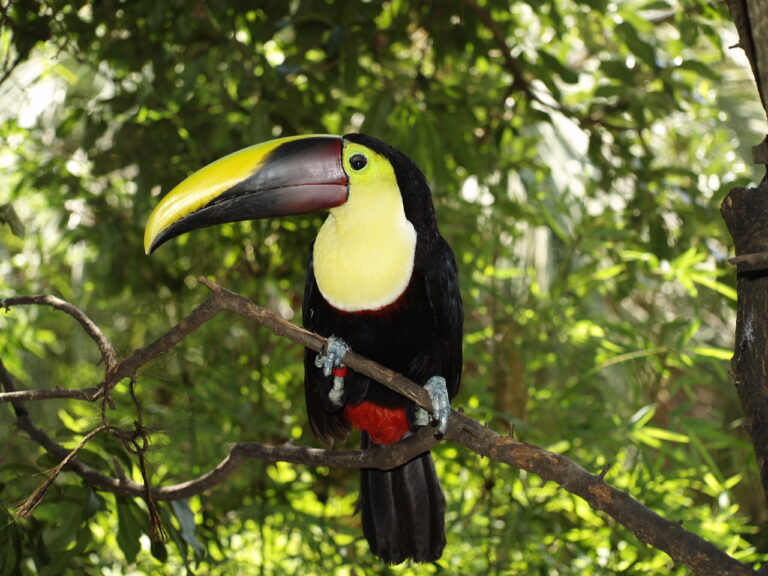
[313,141,417,312]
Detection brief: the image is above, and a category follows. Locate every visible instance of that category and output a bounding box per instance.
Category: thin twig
[15,425,112,518]
[0,387,101,403]
[2,294,117,368]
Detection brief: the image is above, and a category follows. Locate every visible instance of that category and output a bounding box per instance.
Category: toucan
[144,133,463,564]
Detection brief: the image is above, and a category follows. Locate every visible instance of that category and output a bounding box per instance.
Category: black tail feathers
[359,440,446,564]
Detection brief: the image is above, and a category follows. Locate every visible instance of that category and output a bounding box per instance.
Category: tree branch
[9,392,437,501]
[2,294,117,369]
[721,183,768,513]
[445,415,756,576]
[2,281,758,575]
[0,386,101,403]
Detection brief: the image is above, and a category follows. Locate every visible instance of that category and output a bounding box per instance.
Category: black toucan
[144,134,463,564]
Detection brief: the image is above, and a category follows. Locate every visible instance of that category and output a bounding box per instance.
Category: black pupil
[350,154,368,171]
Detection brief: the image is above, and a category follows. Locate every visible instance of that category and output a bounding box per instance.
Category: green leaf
[39,528,91,576]
[539,50,579,84]
[676,59,720,81]
[592,264,624,281]
[151,539,168,562]
[0,513,21,576]
[689,272,737,301]
[171,500,205,558]
[679,19,699,47]
[617,21,657,68]
[640,426,690,444]
[45,502,83,553]
[82,488,107,522]
[600,58,635,81]
[630,404,657,428]
[692,346,732,361]
[116,497,145,564]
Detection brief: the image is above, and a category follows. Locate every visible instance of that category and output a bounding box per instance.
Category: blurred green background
[1,1,767,574]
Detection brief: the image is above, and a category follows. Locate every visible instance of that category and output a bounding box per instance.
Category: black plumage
[302,133,463,563]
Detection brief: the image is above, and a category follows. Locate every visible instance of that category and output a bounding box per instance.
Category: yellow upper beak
[144,134,348,254]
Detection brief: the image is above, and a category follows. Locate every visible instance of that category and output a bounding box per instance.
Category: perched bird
[144,133,463,563]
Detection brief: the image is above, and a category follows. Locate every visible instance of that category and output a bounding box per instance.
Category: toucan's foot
[415,376,450,435]
[315,336,350,408]
[315,336,350,376]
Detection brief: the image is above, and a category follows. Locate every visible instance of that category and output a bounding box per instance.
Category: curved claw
[315,336,350,377]
[416,376,451,435]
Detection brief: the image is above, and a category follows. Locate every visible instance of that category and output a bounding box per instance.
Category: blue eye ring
[349,153,368,171]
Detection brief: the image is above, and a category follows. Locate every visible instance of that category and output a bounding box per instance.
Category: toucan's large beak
[144,134,348,254]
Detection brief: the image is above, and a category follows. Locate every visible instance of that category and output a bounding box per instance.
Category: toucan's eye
[349,153,368,171]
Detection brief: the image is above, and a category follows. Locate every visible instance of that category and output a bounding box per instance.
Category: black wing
[302,251,352,446]
[423,236,463,399]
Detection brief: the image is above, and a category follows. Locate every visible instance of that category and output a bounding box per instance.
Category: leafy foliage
[1,0,766,574]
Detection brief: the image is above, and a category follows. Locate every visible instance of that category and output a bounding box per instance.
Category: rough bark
[721,183,768,511]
